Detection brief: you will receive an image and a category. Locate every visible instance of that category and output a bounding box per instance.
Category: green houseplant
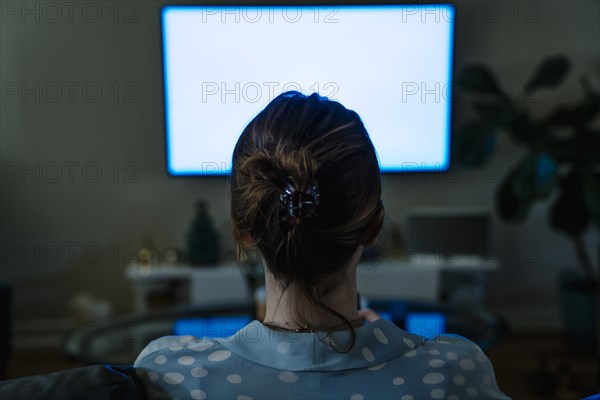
[453,55,600,343]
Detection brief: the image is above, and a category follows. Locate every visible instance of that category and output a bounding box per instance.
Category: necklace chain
[263,318,364,333]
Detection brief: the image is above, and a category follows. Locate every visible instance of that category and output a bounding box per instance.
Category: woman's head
[231,91,384,337]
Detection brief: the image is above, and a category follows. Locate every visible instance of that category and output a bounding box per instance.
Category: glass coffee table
[63,301,507,365]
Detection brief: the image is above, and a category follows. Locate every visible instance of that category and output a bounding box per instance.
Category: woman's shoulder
[408,334,510,399]
[416,334,491,375]
[134,335,228,368]
[133,335,243,399]
[370,319,487,364]
[419,334,489,361]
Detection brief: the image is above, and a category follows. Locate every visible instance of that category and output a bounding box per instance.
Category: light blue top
[134,319,510,399]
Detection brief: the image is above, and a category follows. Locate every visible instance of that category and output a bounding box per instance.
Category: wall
[1,0,598,330]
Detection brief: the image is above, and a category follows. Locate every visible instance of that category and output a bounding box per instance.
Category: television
[161,4,455,176]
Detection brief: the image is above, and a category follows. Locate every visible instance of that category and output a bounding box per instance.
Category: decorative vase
[186,199,221,266]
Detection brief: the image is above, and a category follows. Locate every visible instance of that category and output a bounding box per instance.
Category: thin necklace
[263,318,364,333]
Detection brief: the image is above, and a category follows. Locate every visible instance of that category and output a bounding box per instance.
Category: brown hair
[230,91,384,351]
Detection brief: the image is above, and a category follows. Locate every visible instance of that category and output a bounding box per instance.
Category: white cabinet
[125,256,499,312]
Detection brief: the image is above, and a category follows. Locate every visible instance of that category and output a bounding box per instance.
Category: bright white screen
[162,5,455,175]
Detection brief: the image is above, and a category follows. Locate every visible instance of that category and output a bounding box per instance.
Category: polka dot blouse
[134,319,510,399]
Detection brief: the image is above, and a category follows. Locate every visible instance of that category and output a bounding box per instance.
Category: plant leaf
[496,154,558,222]
[550,170,589,236]
[496,173,530,222]
[512,154,557,200]
[452,120,496,167]
[583,171,600,228]
[507,112,544,146]
[543,99,600,128]
[472,100,514,126]
[458,65,506,98]
[525,55,570,94]
[533,153,558,196]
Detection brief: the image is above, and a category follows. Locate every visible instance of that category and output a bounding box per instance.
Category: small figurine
[138,236,159,266]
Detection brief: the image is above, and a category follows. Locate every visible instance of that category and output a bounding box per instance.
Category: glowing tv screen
[161,4,455,175]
